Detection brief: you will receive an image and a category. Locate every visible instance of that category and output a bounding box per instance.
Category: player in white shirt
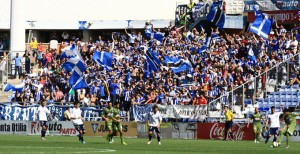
[265,106,282,146]
[35,100,52,140]
[71,102,86,143]
[147,105,162,145]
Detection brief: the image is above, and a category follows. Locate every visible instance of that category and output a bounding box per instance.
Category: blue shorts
[269,128,279,135]
[149,126,160,133]
[225,121,233,130]
[40,121,47,128]
[74,124,85,131]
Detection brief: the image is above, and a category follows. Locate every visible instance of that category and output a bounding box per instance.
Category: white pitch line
[0,146,116,153]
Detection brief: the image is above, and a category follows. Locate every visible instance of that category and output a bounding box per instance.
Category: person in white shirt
[147,105,162,145]
[35,100,52,140]
[124,28,137,46]
[265,106,283,146]
[71,102,86,144]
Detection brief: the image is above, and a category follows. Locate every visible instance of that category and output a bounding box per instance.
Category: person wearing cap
[278,108,300,149]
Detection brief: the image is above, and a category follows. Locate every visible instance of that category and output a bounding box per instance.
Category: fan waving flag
[69,69,82,85]
[4,83,24,93]
[145,48,160,73]
[73,76,88,90]
[207,6,225,29]
[249,5,273,40]
[61,44,83,61]
[62,58,87,73]
[92,51,113,70]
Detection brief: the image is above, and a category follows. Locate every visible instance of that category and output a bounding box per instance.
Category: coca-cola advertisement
[197,123,254,140]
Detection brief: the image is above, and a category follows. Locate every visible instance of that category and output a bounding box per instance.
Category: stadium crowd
[3,0,300,112]
[6,20,299,112]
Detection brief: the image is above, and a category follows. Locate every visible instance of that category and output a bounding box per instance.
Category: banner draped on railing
[132,105,207,122]
[0,104,102,121]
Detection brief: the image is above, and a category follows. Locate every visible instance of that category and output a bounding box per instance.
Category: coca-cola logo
[209,123,245,140]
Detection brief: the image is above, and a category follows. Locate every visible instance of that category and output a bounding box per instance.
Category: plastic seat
[274,92,280,98]
[245,99,252,105]
[286,92,293,98]
[281,98,288,104]
[263,104,270,112]
[257,98,264,105]
[286,98,293,102]
[264,98,270,103]
[280,92,287,98]
[279,85,287,92]
[292,92,298,98]
[292,98,298,103]
[291,85,299,92]
[258,105,264,112]
[274,98,281,107]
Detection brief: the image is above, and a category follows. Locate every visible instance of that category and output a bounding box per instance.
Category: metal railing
[208,51,300,113]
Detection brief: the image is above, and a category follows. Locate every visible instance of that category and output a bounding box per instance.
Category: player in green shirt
[278,108,300,149]
[112,102,127,145]
[247,107,266,143]
[101,102,114,143]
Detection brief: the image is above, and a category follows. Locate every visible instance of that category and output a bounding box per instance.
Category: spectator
[37,42,43,67]
[29,38,38,57]
[13,53,22,79]
[22,51,31,74]
[64,107,71,121]
[62,31,69,41]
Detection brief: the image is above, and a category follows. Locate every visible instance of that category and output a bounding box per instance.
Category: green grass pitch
[0,135,299,154]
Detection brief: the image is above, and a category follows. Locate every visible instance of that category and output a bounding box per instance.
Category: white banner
[28,121,78,136]
[0,121,28,135]
[172,105,207,121]
[133,105,207,122]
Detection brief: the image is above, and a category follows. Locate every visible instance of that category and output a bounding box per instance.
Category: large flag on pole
[92,51,113,70]
[249,5,273,40]
[207,6,225,29]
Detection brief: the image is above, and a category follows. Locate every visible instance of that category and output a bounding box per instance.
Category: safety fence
[208,52,300,112]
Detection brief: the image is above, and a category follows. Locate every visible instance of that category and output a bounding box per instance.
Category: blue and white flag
[78,21,87,30]
[4,84,14,92]
[172,62,192,73]
[164,56,181,64]
[61,44,83,61]
[61,45,77,59]
[69,70,81,86]
[207,6,225,29]
[249,5,273,40]
[145,55,159,73]
[198,45,207,54]
[73,76,88,90]
[92,51,113,70]
[4,83,24,93]
[163,56,193,73]
[153,32,164,42]
[248,46,256,61]
[62,58,87,73]
[146,49,160,67]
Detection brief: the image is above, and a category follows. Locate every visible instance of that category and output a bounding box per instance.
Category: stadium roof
[0,0,187,29]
